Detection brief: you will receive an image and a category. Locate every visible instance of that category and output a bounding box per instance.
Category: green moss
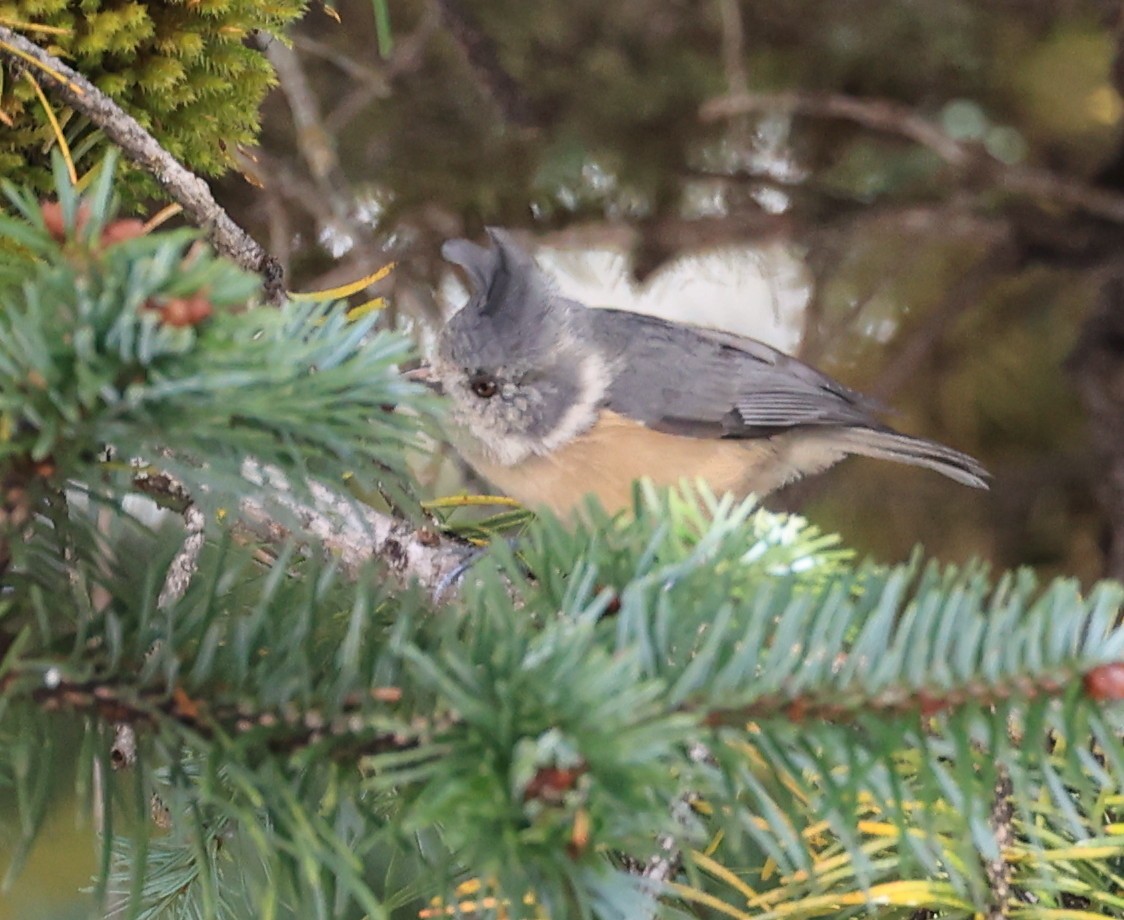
[1,0,307,202]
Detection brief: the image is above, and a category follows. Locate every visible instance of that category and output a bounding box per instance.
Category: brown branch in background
[253,31,349,218]
[703,90,1124,224]
[244,34,400,298]
[262,177,294,281]
[717,0,749,96]
[0,26,284,301]
[435,0,538,127]
[703,90,971,166]
[239,149,340,233]
[310,6,438,134]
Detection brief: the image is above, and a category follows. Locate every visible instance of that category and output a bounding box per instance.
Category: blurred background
[211,0,1124,585]
[7,1,1124,914]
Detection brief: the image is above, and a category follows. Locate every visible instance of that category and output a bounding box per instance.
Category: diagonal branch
[0,25,284,300]
[435,0,538,127]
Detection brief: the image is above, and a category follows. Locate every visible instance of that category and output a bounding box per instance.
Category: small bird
[429,229,988,516]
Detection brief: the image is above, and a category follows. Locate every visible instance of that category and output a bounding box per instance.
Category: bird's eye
[469,374,498,398]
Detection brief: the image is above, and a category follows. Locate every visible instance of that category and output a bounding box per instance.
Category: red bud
[1084,663,1124,701]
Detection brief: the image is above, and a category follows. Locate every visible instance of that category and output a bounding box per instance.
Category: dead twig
[132,469,206,609]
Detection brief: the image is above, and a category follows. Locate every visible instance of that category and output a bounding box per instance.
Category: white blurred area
[541,243,809,352]
[440,242,811,355]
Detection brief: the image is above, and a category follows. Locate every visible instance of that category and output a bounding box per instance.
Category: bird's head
[434,229,609,466]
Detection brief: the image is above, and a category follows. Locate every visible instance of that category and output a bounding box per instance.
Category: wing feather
[590,308,881,436]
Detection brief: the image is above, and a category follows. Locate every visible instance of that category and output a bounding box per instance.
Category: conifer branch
[701,660,1106,727]
[0,25,284,300]
[2,669,426,761]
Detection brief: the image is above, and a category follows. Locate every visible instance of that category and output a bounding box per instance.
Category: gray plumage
[586,308,988,488]
[434,228,988,508]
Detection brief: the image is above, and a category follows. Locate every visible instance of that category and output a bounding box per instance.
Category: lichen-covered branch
[237,471,472,603]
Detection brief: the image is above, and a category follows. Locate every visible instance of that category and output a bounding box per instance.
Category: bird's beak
[403,364,444,394]
[403,364,433,382]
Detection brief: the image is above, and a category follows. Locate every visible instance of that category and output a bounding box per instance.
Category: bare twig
[256,33,346,203]
[295,6,438,134]
[717,0,749,96]
[126,459,472,602]
[157,503,205,608]
[0,26,284,300]
[127,458,472,605]
[122,468,204,781]
[703,90,1124,224]
[237,38,399,299]
[132,468,206,609]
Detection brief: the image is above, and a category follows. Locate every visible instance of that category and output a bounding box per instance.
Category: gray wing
[589,308,885,438]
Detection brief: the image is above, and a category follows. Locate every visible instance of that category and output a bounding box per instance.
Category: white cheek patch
[430,312,615,468]
[435,362,540,468]
[537,347,612,455]
[449,350,611,468]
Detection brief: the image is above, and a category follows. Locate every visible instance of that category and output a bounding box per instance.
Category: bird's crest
[441,228,552,323]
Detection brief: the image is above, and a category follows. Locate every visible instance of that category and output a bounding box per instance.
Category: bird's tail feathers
[834,427,989,489]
